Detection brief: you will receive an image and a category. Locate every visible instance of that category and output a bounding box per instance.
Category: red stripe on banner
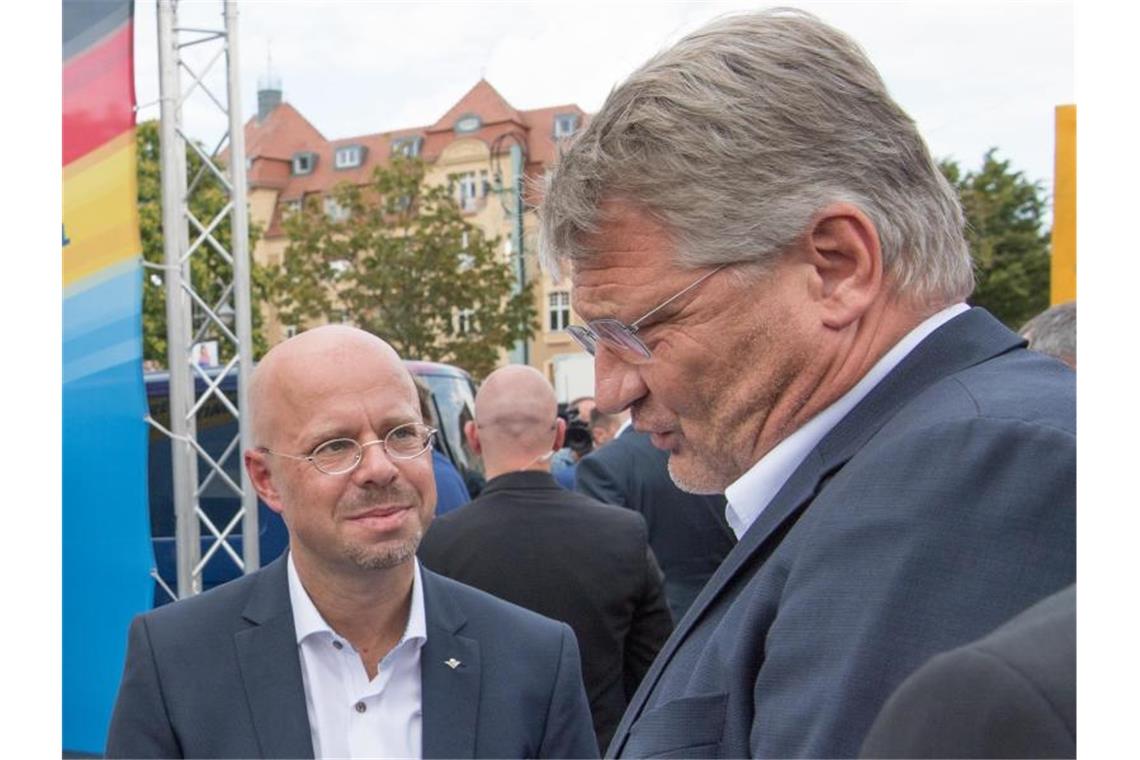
[63,21,135,167]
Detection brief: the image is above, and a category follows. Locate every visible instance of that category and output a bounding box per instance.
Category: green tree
[137,120,267,365]
[265,156,537,379]
[940,148,1051,329]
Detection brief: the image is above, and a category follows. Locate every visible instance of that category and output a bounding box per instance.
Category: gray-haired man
[540,9,1075,758]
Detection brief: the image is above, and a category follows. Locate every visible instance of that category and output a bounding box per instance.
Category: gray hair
[539,8,973,306]
[1019,301,1076,367]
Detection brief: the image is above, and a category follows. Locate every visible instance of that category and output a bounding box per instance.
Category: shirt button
[332,640,343,650]
[354,701,367,714]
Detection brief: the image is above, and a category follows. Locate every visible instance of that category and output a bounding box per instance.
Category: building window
[553,114,578,139]
[453,171,480,212]
[548,291,571,331]
[292,151,316,175]
[454,114,482,134]
[283,199,302,217]
[334,145,364,169]
[284,325,298,338]
[391,136,423,158]
[455,308,475,335]
[323,195,350,222]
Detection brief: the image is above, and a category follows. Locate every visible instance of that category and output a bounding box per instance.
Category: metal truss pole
[225,0,258,572]
[153,0,258,599]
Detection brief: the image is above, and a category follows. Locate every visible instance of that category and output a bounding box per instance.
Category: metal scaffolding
[150,0,258,598]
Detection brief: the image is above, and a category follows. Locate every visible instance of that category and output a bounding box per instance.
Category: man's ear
[464,420,482,456]
[553,417,567,452]
[245,449,286,516]
[806,203,883,329]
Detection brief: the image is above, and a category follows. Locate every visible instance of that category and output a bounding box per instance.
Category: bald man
[106,327,597,759]
[418,365,673,753]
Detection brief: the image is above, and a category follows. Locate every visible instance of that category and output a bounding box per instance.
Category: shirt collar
[723,303,969,539]
[288,551,428,648]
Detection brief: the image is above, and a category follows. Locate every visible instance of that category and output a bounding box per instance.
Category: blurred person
[1019,300,1076,369]
[589,407,629,448]
[412,376,472,515]
[577,427,735,623]
[418,365,673,752]
[861,585,1076,759]
[551,396,596,489]
[107,326,596,759]
[539,9,1075,757]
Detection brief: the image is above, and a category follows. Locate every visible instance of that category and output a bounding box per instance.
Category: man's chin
[666,452,727,496]
[343,533,422,571]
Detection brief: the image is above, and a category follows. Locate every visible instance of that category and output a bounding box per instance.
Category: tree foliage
[940,148,1051,329]
[264,156,537,379]
[137,120,267,366]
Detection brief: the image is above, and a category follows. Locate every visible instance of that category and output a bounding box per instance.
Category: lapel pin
[445,658,461,670]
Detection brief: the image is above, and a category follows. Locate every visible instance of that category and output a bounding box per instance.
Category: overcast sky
[132,1,1072,198]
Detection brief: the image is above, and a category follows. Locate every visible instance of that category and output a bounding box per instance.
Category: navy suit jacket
[576,428,736,622]
[861,584,1076,759]
[106,554,598,759]
[607,308,1077,758]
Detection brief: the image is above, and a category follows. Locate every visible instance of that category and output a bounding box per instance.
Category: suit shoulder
[136,564,268,640]
[425,570,571,640]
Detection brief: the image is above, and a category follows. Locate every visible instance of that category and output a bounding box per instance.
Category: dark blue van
[145,360,480,606]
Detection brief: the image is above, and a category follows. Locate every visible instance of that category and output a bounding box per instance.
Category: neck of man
[483,450,553,481]
[743,296,938,473]
[291,548,414,679]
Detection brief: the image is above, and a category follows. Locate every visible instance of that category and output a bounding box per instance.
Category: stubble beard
[337,484,431,571]
[342,527,424,570]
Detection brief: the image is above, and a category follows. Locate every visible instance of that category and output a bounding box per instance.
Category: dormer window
[454,114,482,134]
[292,151,316,175]
[334,145,365,169]
[553,113,579,139]
[391,136,423,158]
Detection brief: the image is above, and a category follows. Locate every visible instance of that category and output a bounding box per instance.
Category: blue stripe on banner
[63,264,153,754]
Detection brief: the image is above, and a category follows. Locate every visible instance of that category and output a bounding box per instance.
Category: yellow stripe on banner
[1050,104,1076,305]
[63,131,141,288]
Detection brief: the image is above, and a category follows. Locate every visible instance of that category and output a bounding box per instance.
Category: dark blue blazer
[106,554,598,759]
[576,428,735,623]
[607,308,1077,758]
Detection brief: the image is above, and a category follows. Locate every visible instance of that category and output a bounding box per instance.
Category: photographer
[551,396,595,489]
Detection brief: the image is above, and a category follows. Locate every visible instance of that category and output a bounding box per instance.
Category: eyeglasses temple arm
[628,264,727,330]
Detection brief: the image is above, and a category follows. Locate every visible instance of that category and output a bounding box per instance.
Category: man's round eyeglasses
[566,264,726,363]
[260,422,437,475]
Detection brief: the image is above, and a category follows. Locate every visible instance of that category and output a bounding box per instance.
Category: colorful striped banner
[62,0,153,754]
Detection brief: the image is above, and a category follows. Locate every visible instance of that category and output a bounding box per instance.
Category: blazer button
[354,701,367,714]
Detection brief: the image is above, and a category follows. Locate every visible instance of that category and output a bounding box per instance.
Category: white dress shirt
[288,553,428,759]
[724,303,969,539]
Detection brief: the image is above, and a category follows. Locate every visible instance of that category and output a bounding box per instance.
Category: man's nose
[351,439,399,487]
[593,348,648,414]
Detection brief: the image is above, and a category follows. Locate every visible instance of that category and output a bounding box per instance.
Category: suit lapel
[420,569,483,759]
[611,308,1025,754]
[234,555,315,759]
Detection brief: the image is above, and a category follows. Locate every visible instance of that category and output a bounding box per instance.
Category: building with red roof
[243,78,590,386]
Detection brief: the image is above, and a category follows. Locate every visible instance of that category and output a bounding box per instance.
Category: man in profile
[106,326,597,759]
[540,9,1075,757]
[419,365,673,752]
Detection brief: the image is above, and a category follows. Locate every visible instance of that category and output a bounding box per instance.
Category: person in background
[1019,300,1076,369]
[539,9,1075,757]
[419,365,673,753]
[551,396,596,489]
[412,376,471,516]
[576,426,736,624]
[589,408,629,449]
[861,585,1076,759]
[107,326,597,759]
